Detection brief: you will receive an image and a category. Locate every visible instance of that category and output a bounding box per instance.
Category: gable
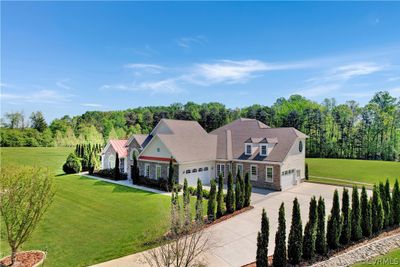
[139,136,173,160]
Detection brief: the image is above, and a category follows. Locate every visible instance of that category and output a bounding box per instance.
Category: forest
[1,91,399,161]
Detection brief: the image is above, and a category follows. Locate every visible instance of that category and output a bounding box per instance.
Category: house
[101,118,307,190]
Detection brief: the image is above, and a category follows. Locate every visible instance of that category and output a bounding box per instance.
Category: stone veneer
[137,161,179,182]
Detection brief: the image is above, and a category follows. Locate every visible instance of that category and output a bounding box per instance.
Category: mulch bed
[242,226,400,267]
[0,251,45,267]
[204,206,254,229]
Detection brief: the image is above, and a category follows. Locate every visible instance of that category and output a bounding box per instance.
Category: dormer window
[245,144,252,155]
[260,144,267,156]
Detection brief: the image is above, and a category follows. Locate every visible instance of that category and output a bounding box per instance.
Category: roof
[155,119,208,136]
[108,139,128,158]
[210,118,307,162]
[126,134,152,148]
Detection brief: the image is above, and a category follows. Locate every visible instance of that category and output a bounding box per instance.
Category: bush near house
[95,169,128,181]
[62,153,82,174]
[134,175,181,191]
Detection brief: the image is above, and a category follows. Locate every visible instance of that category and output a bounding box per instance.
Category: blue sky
[2,1,400,122]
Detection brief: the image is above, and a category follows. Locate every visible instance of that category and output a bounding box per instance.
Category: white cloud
[1,90,74,104]
[81,103,103,107]
[388,76,400,82]
[330,62,385,80]
[124,63,164,74]
[293,84,340,98]
[101,78,182,95]
[56,79,72,90]
[177,35,207,48]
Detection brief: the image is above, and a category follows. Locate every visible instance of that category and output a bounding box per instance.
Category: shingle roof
[210,118,307,162]
[109,139,128,158]
[127,134,152,148]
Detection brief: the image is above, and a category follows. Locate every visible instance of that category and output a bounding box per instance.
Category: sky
[1,1,400,122]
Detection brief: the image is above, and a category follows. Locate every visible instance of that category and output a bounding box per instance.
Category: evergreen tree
[392,179,400,225]
[288,198,302,264]
[371,185,384,233]
[351,186,362,241]
[216,174,224,218]
[273,203,287,267]
[207,179,217,221]
[316,197,327,255]
[195,179,203,223]
[303,197,317,260]
[327,189,341,249]
[385,179,392,226]
[379,182,390,228]
[131,155,139,184]
[183,179,191,227]
[30,111,48,132]
[170,189,181,235]
[360,186,372,237]
[226,172,235,213]
[168,157,174,191]
[114,152,120,180]
[340,188,351,245]
[244,172,252,207]
[305,163,309,180]
[256,209,269,267]
[235,171,244,210]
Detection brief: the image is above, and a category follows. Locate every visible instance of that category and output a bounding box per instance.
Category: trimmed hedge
[134,175,182,192]
[95,168,127,181]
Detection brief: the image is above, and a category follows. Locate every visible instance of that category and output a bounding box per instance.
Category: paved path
[92,183,357,267]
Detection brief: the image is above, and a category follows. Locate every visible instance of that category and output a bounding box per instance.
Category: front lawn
[306,158,400,187]
[0,147,203,266]
[353,248,400,266]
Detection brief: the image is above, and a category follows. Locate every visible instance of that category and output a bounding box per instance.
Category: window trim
[145,163,150,178]
[250,164,258,181]
[217,164,225,177]
[245,143,252,155]
[156,165,162,179]
[266,166,273,182]
[260,144,267,156]
[236,163,243,177]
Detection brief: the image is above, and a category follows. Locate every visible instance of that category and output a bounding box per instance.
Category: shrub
[288,198,302,264]
[114,152,120,180]
[207,179,217,221]
[327,189,341,249]
[256,209,269,267]
[361,186,372,237]
[63,153,82,174]
[244,172,252,207]
[226,172,235,213]
[95,168,128,180]
[131,175,178,191]
[202,189,210,199]
[392,179,400,225]
[188,186,196,196]
[235,172,244,210]
[303,197,317,260]
[131,155,139,184]
[385,179,393,226]
[168,157,174,191]
[195,179,203,222]
[340,188,351,245]
[217,174,224,218]
[273,203,287,267]
[371,184,384,233]
[351,186,362,241]
[305,163,309,180]
[183,179,191,227]
[379,182,390,228]
[316,197,327,255]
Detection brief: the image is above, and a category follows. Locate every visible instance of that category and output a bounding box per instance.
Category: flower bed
[0,250,46,267]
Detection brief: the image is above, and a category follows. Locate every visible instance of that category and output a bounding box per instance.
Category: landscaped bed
[0,251,45,267]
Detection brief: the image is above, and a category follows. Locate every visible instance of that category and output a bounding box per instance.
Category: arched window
[192,169,197,173]
[186,170,191,174]
[299,141,303,153]
[198,168,203,172]
[204,167,209,171]
[130,149,139,160]
[108,155,115,169]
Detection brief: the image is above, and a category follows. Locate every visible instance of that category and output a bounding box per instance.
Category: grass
[0,147,205,266]
[306,158,400,187]
[353,248,400,266]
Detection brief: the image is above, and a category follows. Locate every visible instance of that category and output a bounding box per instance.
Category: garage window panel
[250,165,258,181]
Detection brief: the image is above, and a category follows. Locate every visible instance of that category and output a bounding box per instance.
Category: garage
[179,164,213,186]
[280,169,300,190]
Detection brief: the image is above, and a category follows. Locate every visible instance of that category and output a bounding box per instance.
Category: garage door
[281,173,296,190]
[184,167,211,186]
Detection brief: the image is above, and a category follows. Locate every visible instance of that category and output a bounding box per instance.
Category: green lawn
[0,147,203,266]
[353,248,400,266]
[306,158,400,187]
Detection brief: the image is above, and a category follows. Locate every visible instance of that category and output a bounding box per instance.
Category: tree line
[256,179,400,266]
[1,91,399,161]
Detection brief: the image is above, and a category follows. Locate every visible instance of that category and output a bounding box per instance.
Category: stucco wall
[281,137,306,182]
[140,136,172,159]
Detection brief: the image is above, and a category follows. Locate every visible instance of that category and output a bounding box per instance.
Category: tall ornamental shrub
[351,186,362,241]
[371,185,384,233]
[303,196,317,260]
[392,179,400,225]
[207,179,217,221]
[226,172,235,213]
[235,172,243,210]
[379,182,390,228]
[256,209,269,267]
[305,163,309,180]
[360,186,372,237]
[114,152,120,179]
[288,198,302,265]
[327,189,341,249]
[132,155,139,184]
[195,179,203,222]
[168,157,174,191]
[244,172,252,207]
[63,153,82,174]
[216,174,224,218]
[273,203,287,267]
[316,197,327,255]
[384,179,392,226]
[183,178,191,226]
[340,188,351,245]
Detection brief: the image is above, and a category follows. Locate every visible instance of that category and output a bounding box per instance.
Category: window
[266,167,273,182]
[145,164,150,177]
[217,164,225,177]
[156,147,160,152]
[198,168,203,172]
[260,145,267,156]
[245,144,252,155]
[108,155,115,169]
[299,141,303,153]
[186,169,191,174]
[204,167,209,171]
[250,165,258,181]
[156,165,162,179]
[236,164,243,177]
[192,169,197,173]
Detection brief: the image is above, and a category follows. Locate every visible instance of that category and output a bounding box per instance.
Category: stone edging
[312,234,400,267]
[0,250,46,267]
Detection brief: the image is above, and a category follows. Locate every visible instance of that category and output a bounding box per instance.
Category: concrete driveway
[93,183,350,267]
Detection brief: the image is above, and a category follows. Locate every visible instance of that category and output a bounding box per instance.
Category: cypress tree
[351,186,362,241]
[316,197,327,255]
[132,155,139,184]
[273,203,287,267]
[303,197,317,260]
[327,189,341,249]
[392,179,400,225]
[216,174,224,218]
[371,185,384,233]
[226,171,235,213]
[168,157,174,191]
[235,172,244,210]
[340,188,351,245]
[288,198,302,264]
[195,179,203,223]
[244,172,252,207]
[305,163,309,180]
[379,182,389,228]
[207,179,217,221]
[256,209,269,267]
[114,152,120,179]
[360,186,372,237]
[385,179,392,226]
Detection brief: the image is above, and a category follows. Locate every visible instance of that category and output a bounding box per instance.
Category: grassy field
[306,158,400,187]
[0,147,203,266]
[353,248,400,266]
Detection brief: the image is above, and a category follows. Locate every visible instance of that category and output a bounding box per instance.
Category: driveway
[92,183,350,267]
